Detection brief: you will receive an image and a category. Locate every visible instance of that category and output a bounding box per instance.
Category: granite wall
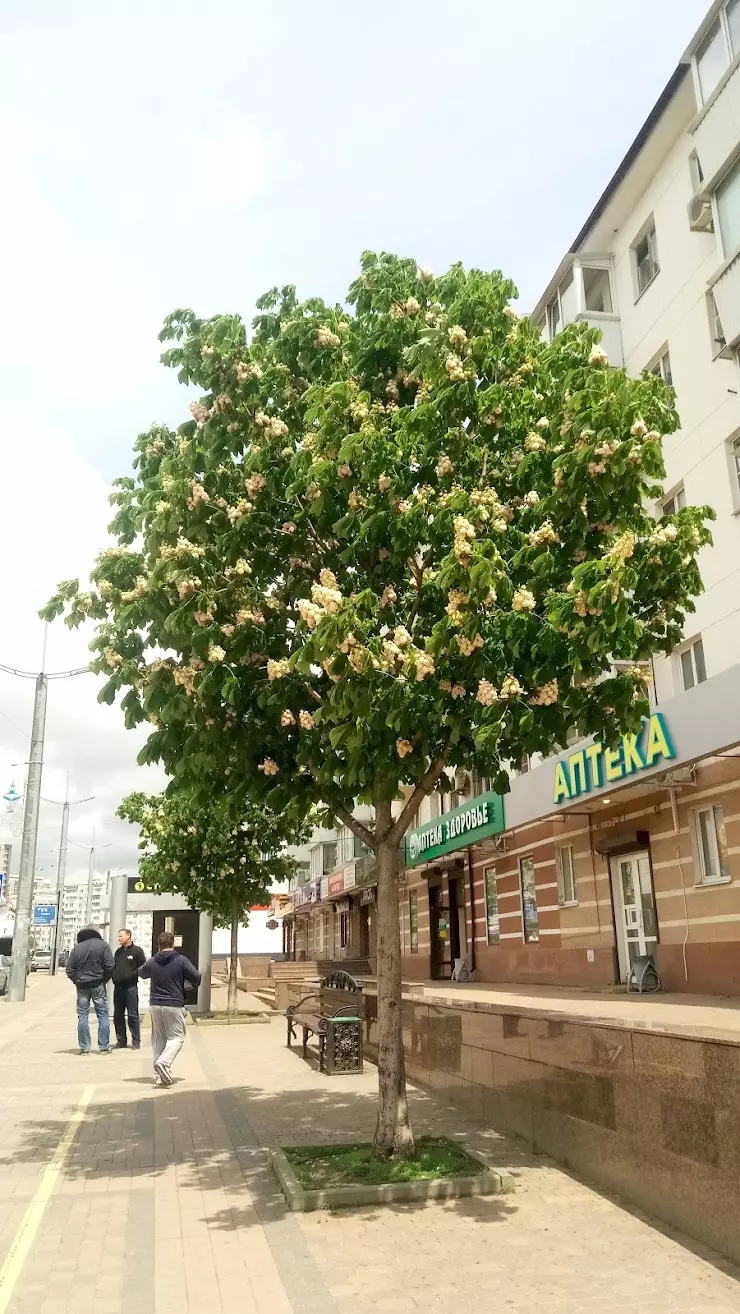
[359,994,740,1265]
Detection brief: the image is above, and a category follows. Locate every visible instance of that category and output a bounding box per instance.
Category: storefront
[292,880,320,960]
[318,856,377,968]
[403,791,506,981]
[470,663,740,994]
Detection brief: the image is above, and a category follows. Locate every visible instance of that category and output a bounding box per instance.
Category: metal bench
[286,970,364,1075]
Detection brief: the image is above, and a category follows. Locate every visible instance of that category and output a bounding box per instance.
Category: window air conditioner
[687,195,714,233]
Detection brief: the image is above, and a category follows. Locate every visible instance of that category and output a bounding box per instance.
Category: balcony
[536,257,624,367]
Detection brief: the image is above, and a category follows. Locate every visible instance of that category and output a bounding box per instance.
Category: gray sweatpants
[150,1005,187,1071]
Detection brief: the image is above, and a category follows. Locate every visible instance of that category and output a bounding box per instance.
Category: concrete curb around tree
[271,1145,514,1212]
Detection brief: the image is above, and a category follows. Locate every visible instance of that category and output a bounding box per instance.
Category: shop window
[520,857,539,943]
[679,637,707,690]
[409,890,419,953]
[692,805,730,883]
[484,867,500,944]
[339,909,350,949]
[556,846,577,905]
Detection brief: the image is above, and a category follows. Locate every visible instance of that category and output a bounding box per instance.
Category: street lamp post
[42,778,95,974]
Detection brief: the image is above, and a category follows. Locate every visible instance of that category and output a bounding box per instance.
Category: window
[680,637,707,690]
[732,434,740,497]
[546,267,575,339]
[518,754,531,775]
[556,846,577,905]
[633,222,659,296]
[693,805,730,883]
[471,772,490,797]
[339,908,350,949]
[322,842,337,875]
[650,349,673,387]
[729,0,740,52]
[662,486,686,518]
[707,291,727,355]
[582,266,613,314]
[484,867,500,944]
[409,890,419,952]
[696,19,729,102]
[520,857,539,943]
[717,159,740,259]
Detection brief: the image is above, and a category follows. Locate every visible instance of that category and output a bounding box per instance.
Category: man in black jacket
[140,931,202,1086]
[112,929,146,1049]
[65,926,115,1054]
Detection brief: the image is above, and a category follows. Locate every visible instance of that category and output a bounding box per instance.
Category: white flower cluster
[258,758,280,776]
[337,464,352,478]
[445,353,466,382]
[606,531,636,563]
[476,679,498,706]
[554,468,565,488]
[221,624,235,637]
[523,490,540,507]
[396,738,413,758]
[530,679,559,706]
[298,710,315,730]
[193,609,213,627]
[281,521,296,534]
[161,537,206,560]
[189,401,210,425]
[456,633,484,657]
[103,646,123,668]
[120,576,149,603]
[156,500,169,515]
[446,588,468,627]
[588,345,609,367]
[500,675,523,700]
[236,360,263,382]
[337,632,357,653]
[528,520,560,548]
[393,626,412,648]
[524,432,547,453]
[650,523,678,545]
[419,267,434,283]
[245,472,267,498]
[267,659,291,681]
[316,326,341,348]
[436,453,454,477]
[227,499,253,524]
[382,639,402,667]
[307,483,321,502]
[469,488,509,531]
[280,708,295,727]
[378,473,392,492]
[595,439,619,458]
[173,665,200,696]
[297,599,322,629]
[348,490,365,510]
[448,325,467,348]
[453,516,476,565]
[404,297,421,316]
[236,607,265,626]
[630,418,648,438]
[512,587,536,612]
[208,645,225,662]
[255,412,289,440]
[348,646,370,673]
[311,583,342,613]
[587,462,606,477]
[176,577,201,599]
[187,482,210,510]
[380,585,397,608]
[212,393,232,414]
[413,651,435,682]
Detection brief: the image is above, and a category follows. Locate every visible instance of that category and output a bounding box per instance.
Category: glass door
[609,851,658,981]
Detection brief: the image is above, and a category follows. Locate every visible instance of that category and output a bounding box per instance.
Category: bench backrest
[319,970,364,1019]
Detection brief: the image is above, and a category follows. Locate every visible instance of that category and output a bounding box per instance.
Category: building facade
[280,812,378,971]
[403,1,740,996]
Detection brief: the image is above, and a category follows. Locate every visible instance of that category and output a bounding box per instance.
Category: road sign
[33,904,56,925]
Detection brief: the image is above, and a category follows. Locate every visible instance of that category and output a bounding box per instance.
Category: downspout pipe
[466,846,477,974]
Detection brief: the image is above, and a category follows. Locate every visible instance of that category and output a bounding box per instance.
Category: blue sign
[33,904,56,925]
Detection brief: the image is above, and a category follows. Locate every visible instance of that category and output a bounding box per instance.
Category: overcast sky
[0,0,710,885]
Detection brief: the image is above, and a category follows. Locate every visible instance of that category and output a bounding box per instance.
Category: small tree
[118,791,306,1014]
[45,252,712,1155]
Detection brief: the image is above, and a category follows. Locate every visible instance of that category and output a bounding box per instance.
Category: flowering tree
[44,252,712,1155]
[118,791,306,1014]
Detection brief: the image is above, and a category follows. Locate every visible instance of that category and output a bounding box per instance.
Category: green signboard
[405,790,505,866]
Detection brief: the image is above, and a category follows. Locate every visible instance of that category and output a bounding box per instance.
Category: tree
[118,791,307,1014]
[44,251,713,1156]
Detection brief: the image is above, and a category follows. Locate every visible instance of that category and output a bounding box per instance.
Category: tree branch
[389,752,449,848]
[334,805,376,850]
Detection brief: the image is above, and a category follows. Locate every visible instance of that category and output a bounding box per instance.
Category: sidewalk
[0,976,738,1314]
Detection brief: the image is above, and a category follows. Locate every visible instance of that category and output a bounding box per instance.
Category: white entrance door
[609,851,658,982]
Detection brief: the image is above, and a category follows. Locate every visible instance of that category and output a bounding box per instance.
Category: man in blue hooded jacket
[140,931,201,1086]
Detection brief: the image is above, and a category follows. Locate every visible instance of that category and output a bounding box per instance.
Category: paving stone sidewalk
[1,976,739,1314]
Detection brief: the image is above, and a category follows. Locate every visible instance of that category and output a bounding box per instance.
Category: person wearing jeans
[65,926,115,1054]
[140,931,201,1086]
[112,929,146,1048]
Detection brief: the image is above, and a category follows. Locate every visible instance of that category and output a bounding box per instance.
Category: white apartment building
[401,1,740,996]
[60,875,109,951]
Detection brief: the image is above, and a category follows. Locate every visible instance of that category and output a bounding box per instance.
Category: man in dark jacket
[112,928,146,1049]
[140,932,202,1086]
[65,926,115,1054]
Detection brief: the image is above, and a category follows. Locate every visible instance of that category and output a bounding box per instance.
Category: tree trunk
[227,901,239,1016]
[373,819,415,1159]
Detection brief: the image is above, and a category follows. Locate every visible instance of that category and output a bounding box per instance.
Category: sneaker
[79,1049,90,1056]
[99,1049,111,1055]
[153,1074,162,1087]
[114,1042,127,1049]
[132,1043,140,1050]
[153,1060,173,1087]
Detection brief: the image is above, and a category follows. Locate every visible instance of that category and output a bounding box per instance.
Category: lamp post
[41,777,95,973]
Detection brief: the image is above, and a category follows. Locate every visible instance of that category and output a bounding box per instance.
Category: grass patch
[284,1138,483,1190]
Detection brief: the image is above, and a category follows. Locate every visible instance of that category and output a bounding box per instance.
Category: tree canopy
[117,790,307,928]
[45,251,713,843]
